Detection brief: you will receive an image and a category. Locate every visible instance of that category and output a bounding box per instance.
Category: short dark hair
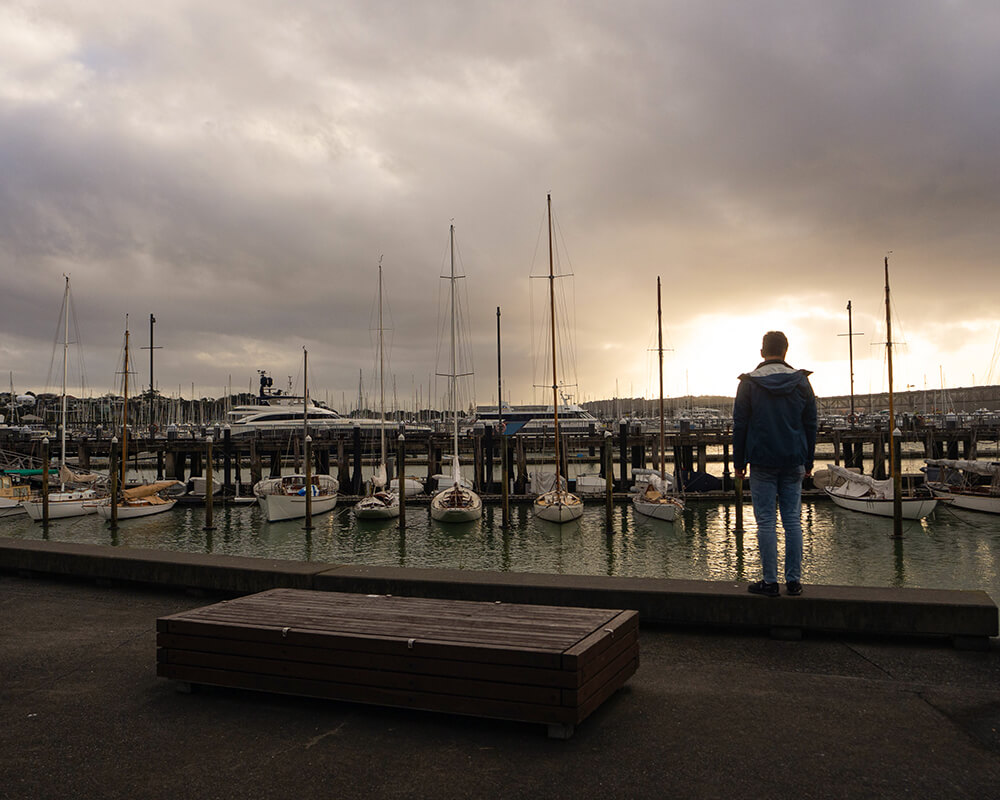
[761,330,788,358]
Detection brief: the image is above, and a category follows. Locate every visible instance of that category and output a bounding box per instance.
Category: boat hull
[0,499,26,518]
[927,486,1000,514]
[259,493,338,523]
[96,498,178,519]
[23,491,100,521]
[825,489,938,519]
[533,490,584,523]
[633,497,683,522]
[430,487,483,523]
[354,493,401,520]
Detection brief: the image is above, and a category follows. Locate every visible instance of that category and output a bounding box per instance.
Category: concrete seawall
[2,537,996,648]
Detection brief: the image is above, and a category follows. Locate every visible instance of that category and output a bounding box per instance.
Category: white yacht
[468,400,603,435]
[228,372,427,437]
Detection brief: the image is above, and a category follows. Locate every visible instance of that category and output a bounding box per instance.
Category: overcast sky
[3,1,1000,411]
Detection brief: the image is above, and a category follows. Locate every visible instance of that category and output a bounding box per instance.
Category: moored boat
[0,472,31,517]
[430,224,482,524]
[254,473,339,522]
[354,262,400,521]
[632,276,684,524]
[96,480,183,519]
[823,464,938,519]
[924,458,1000,514]
[532,194,583,525]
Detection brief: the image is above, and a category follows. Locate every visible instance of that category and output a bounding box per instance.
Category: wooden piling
[222,427,232,497]
[397,433,406,529]
[41,437,50,529]
[204,436,214,531]
[618,420,628,491]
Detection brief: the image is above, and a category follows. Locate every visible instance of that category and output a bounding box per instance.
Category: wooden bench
[157,589,639,738]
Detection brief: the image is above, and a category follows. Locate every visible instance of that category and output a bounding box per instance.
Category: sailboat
[923,458,1000,514]
[532,194,583,524]
[430,224,483,523]
[824,257,938,521]
[24,276,102,521]
[633,277,684,522]
[96,321,181,520]
[254,348,340,522]
[354,261,400,520]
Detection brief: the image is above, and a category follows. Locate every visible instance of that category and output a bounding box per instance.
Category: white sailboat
[532,194,583,524]
[825,257,937,522]
[95,321,181,520]
[431,224,483,523]
[823,464,938,519]
[633,277,684,523]
[24,276,101,521]
[924,458,1000,514]
[254,349,339,522]
[354,261,400,520]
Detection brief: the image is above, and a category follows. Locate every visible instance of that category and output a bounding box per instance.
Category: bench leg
[547,723,574,740]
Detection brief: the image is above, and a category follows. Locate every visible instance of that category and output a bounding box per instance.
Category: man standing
[733,331,817,597]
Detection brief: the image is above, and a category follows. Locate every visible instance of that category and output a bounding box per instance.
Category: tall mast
[60,275,69,473]
[547,193,562,477]
[378,259,386,466]
[657,276,665,481]
[847,301,856,423]
[303,347,308,441]
[885,255,903,534]
[884,257,895,458]
[121,321,129,490]
[450,224,458,464]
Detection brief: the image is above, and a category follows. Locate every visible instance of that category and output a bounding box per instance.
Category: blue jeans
[749,465,805,584]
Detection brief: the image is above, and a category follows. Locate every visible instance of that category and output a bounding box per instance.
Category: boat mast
[657,276,665,483]
[303,347,308,441]
[450,225,459,472]
[378,259,386,471]
[60,275,70,477]
[884,257,896,466]
[121,320,129,491]
[547,193,562,484]
[847,301,856,425]
[885,255,903,534]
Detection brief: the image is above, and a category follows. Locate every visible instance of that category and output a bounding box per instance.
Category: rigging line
[985,325,1000,385]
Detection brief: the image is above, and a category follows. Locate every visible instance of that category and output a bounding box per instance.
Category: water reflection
[3,498,998,600]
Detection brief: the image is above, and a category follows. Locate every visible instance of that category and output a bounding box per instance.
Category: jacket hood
[738,360,813,396]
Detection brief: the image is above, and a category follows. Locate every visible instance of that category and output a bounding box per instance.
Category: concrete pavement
[2,573,999,799]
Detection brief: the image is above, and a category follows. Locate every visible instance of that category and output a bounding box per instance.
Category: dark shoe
[786,581,803,596]
[748,580,779,597]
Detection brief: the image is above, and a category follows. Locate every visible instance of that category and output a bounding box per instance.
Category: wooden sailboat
[24,276,101,520]
[254,349,340,522]
[633,277,684,522]
[431,224,483,522]
[355,261,400,519]
[96,321,181,519]
[532,194,583,524]
[824,257,938,521]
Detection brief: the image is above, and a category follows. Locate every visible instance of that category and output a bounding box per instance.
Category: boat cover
[123,480,182,500]
[826,464,894,499]
[924,459,1000,477]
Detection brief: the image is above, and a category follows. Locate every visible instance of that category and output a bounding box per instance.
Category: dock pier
[3,419,998,496]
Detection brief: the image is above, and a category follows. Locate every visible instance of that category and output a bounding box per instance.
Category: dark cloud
[2,1,998,405]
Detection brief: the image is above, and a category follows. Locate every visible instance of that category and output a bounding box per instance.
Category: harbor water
[3,496,999,603]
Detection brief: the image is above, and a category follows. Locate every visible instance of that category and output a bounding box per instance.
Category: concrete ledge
[0,538,327,595]
[313,565,999,642]
[2,538,996,644]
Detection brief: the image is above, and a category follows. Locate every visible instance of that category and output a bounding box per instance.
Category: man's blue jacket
[732,360,817,472]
